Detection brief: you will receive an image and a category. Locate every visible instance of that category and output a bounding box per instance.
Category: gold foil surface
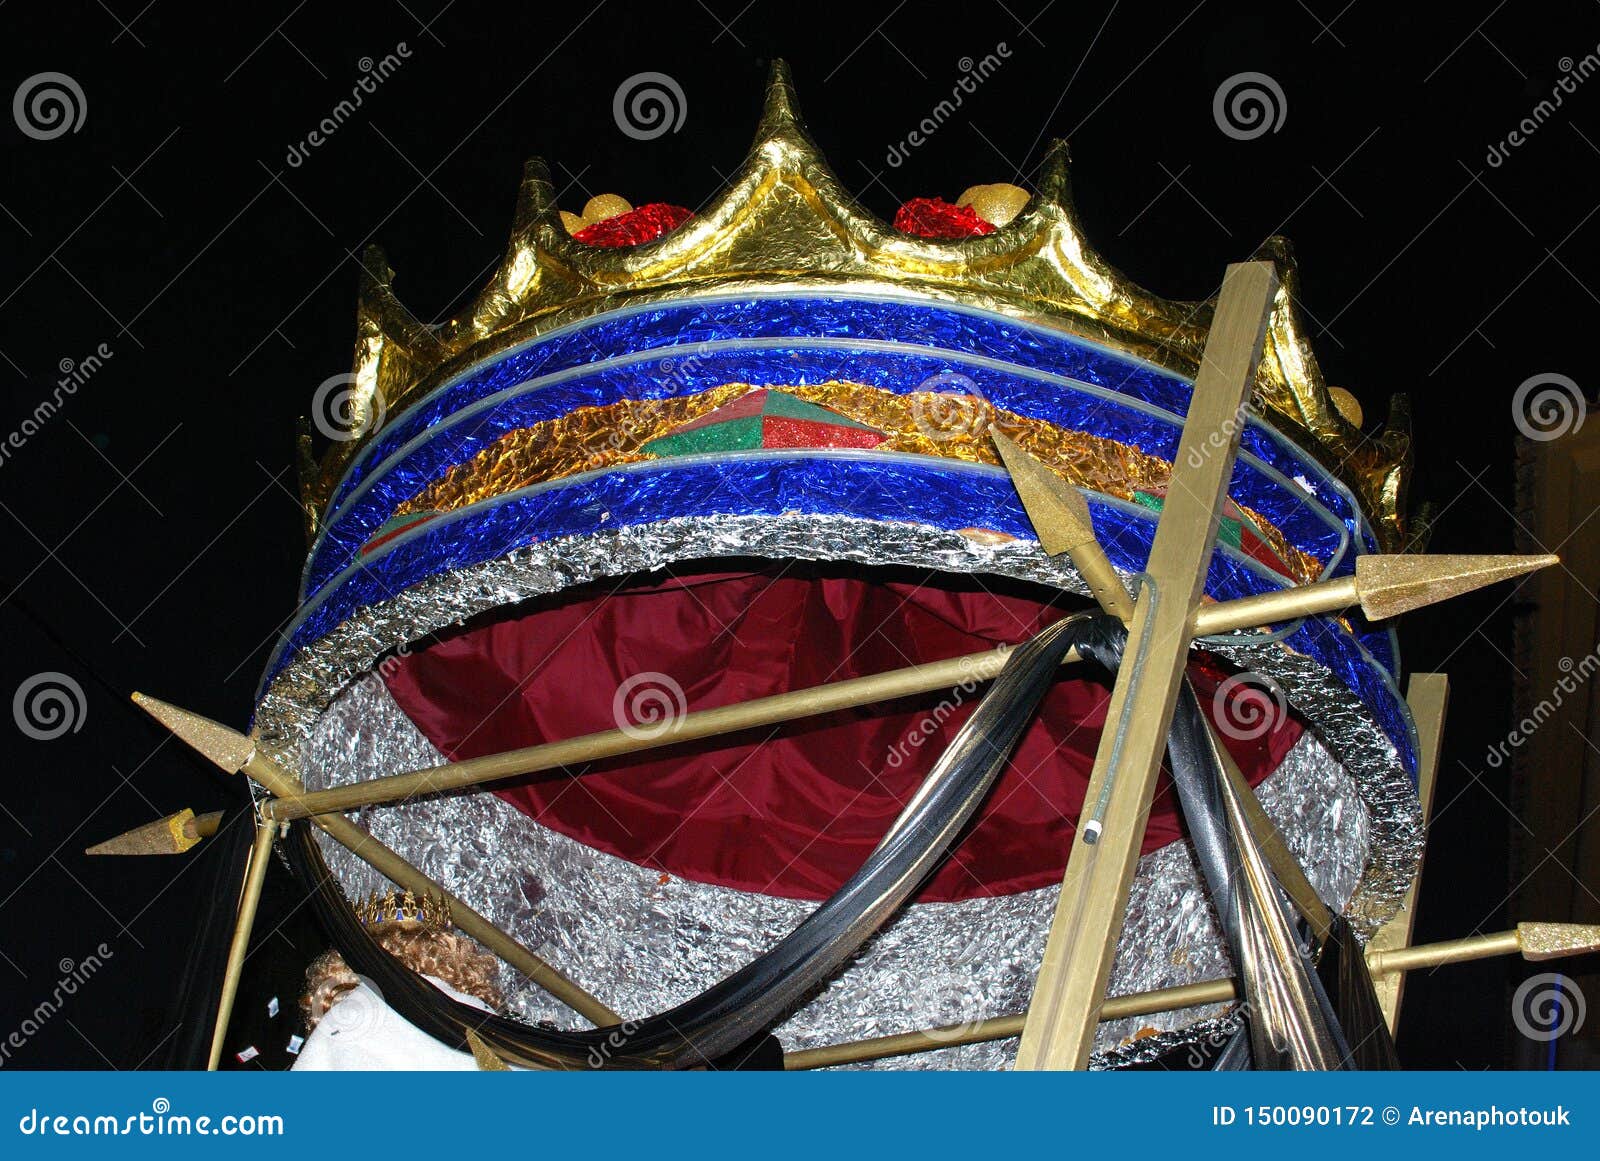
[306,64,1411,552]
[388,382,1322,584]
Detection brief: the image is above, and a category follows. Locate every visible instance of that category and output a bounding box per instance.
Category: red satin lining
[383,567,1301,902]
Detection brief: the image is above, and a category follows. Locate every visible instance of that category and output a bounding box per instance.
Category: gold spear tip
[1518,921,1600,961]
[1354,553,1559,621]
[463,1027,512,1070]
[85,807,221,856]
[130,692,255,773]
[989,429,1096,557]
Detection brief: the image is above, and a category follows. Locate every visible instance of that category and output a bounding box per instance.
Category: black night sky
[1,1,1597,1070]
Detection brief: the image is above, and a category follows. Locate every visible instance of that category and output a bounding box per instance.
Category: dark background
[1,1,1596,1069]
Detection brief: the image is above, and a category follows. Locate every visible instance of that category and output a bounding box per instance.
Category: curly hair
[300,926,505,1033]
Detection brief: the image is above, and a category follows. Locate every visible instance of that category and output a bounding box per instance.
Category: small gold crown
[354,888,452,932]
[300,61,1412,550]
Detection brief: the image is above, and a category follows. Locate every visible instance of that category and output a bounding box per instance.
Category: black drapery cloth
[159,807,253,1070]
[1319,915,1402,1069]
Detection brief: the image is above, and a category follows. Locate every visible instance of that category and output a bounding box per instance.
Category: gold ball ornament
[559,211,588,236]
[956,183,1032,228]
[1326,386,1364,428]
[581,193,634,224]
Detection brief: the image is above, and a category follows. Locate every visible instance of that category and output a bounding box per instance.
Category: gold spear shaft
[784,923,1600,1069]
[131,694,620,1027]
[266,643,1079,821]
[264,548,1550,825]
[208,817,275,1070]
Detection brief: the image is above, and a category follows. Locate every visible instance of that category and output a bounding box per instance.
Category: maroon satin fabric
[384,568,1301,902]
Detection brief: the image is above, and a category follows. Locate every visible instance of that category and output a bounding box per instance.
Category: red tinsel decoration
[573,203,693,247]
[892,197,997,239]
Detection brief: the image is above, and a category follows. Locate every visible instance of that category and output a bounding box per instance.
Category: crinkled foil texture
[385,382,1318,586]
[253,514,1422,1066]
[302,675,1367,1070]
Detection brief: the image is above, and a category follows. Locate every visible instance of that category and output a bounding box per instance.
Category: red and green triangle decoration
[1131,488,1295,578]
[640,389,886,458]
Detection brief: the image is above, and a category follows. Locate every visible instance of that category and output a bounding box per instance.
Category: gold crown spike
[304,61,1411,551]
[355,888,453,932]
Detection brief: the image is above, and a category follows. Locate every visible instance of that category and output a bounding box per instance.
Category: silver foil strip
[298,674,1367,1069]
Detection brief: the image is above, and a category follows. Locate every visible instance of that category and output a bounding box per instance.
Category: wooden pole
[1015,261,1280,1070]
[208,817,275,1070]
[1367,672,1449,1033]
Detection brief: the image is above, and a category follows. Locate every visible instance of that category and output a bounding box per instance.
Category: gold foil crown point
[305,61,1412,552]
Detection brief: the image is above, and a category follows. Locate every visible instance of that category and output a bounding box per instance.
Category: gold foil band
[385,382,1321,584]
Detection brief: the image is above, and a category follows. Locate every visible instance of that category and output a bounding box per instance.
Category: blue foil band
[265,452,1411,770]
[329,293,1206,507]
[303,337,1361,600]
